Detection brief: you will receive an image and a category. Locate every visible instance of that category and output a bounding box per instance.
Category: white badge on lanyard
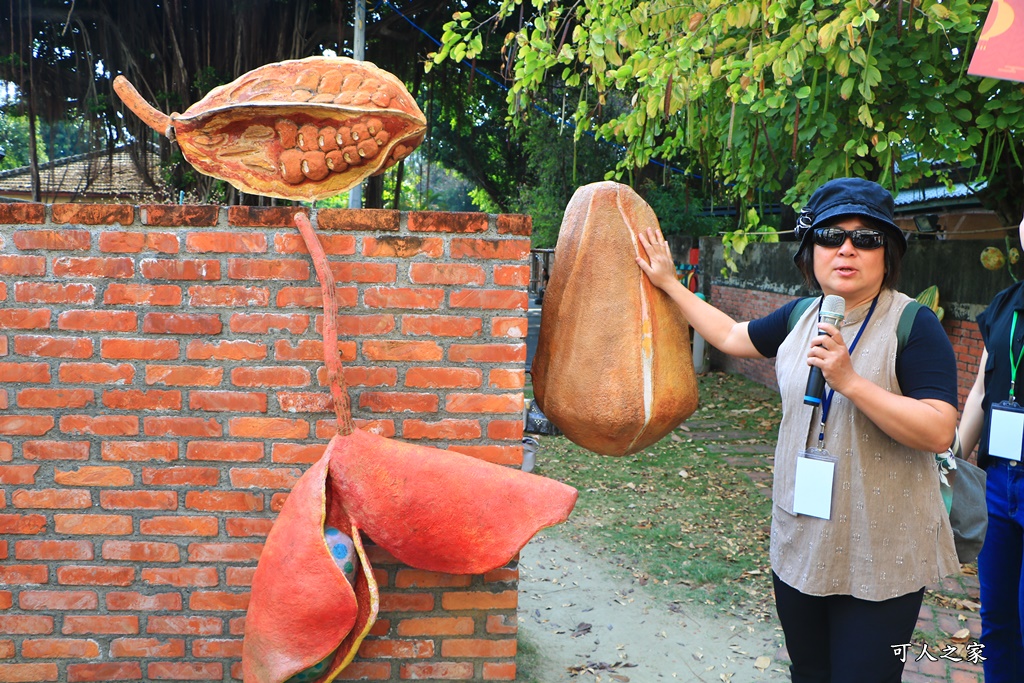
[793,447,838,519]
[989,401,1024,461]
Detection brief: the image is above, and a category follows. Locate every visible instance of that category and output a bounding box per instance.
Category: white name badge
[989,401,1024,462]
[793,448,837,520]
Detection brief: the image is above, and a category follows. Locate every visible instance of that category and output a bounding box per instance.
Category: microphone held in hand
[803,295,846,406]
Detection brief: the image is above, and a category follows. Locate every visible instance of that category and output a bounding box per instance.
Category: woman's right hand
[636,227,679,292]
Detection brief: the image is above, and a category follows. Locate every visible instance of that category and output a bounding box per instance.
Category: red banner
[969,0,1024,82]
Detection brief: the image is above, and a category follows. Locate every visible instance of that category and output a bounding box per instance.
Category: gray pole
[348,0,366,209]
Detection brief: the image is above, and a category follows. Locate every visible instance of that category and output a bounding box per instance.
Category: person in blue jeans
[961,212,1024,682]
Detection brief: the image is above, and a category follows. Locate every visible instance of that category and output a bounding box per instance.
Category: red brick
[59,415,139,436]
[408,211,488,233]
[0,638,8,657]
[187,544,262,564]
[0,255,46,276]
[141,467,219,487]
[110,637,185,658]
[53,256,134,279]
[192,638,243,658]
[494,264,531,286]
[101,440,178,462]
[0,614,54,634]
[482,662,517,680]
[487,420,524,440]
[271,444,326,464]
[485,614,518,633]
[186,441,263,462]
[23,440,90,462]
[14,229,90,251]
[225,518,273,539]
[54,514,133,536]
[228,417,309,439]
[0,663,58,681]
[15,282,95,304]
[187,285,269,307]
[317,208,399,231]
[103,283,182,306]
[229,313,309,334]
[0,443,9,462]
[394,570,473,588]
[441,590,518,611]
[140,258,221,281]
[146,615,223,635]
[147,661,224,680]
[99,490,178,511]
[275,232,356,255]
[228,206,309,227]
[18,590,98,610]
[101,540,180,563]
[276,339,358,362]
[277,285,357,308]
[186,340,266,361]
[21,637,100,658]
[12,489,91,509]
[15,541,93,561]
[67,661,142,682]
[58,362,133,384]
[397,616,475,637]
[488,369,524,389]
[400,662,474,679]
[274,392,330,413]
[448,445,522,465]
[446,393,522,413]
[101,338,179,360]
[364,287,444,310]
[497,213,531,235]
[363,340,442,362]
[451,237,531,260]
[139,517,219,537]
[363,236,443,258]
[52,204,133,226]
[327,261,396,284]
[17,388,94,409]
[359,392,438,413]
[449,343,526,363]
[324,313,396,336]
[56,566,134,586]
[402,315,483,338]
[144,417,222,438]
[358,639,434,659]
[228,467,302,490]
[0,565,48,585]
[402,419,481,441]
[186,232,267,253]
[143,313,222,335]
[333,661,391,680]
[144,365,222,387]
[103,389,182,411]
[111,638,185,659]
[231,366,310,388]
[0,464,39,485]
[0,309,50,330]
[410,263,487,286]
[62,615,139,635]
[227,258,308,280]
[106,591,182,611]
[0,415,54,435]
[325,418,395,438]
[405,368,483,389]
[450,289,529,310]
[58,310,135,332]
[54,466,133,487]
[16,335,93,358]
[99,230,180,254]
[189,391,267,413]
[185,491,263,513]
[142,204,218,227]
[0,204,45,224]
[491,317,528,338]
[140,572,216,595]
[312,366,398,390]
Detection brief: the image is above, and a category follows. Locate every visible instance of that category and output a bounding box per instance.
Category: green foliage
[640,178,725,238]
[433,0,1024,238]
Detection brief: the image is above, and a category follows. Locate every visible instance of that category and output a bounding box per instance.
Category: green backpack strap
[897,300,925,356]
[787,296,818,333]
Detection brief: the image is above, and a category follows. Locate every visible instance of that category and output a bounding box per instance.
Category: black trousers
[772,572,925,683]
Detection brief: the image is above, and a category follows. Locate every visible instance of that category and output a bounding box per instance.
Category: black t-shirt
[747,297,958,406]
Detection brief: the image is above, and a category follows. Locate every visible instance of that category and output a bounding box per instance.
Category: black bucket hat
[793,178,907,261]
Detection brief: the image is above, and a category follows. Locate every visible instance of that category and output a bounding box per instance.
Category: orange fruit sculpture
[531,181,700,456]
[113,56,426,200]
[240,214,578,683]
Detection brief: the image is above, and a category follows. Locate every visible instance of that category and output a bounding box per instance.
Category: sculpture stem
[113,75,174,138]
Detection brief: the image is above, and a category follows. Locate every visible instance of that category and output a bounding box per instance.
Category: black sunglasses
[812,227,886,250]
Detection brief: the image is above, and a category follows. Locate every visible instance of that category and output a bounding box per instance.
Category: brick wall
[711,284,984,412]
[0,203,529,682]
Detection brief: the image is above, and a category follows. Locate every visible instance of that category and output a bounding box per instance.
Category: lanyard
[816,295,880,447]
[1009,311,1024,403]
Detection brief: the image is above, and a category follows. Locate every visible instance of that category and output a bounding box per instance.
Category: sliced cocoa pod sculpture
[241,214,578,683]
[113,56,426,201]
[531,181,699,456]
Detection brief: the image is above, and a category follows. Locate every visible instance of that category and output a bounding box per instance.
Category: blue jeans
[979,458,1024,682]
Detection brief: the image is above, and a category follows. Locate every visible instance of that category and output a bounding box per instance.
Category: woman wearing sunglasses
[637,177,959,683]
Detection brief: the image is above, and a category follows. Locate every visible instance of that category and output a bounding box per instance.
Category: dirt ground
[517,530,791,682]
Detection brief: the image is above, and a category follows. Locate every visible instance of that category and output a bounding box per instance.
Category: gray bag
[947,457,988,565]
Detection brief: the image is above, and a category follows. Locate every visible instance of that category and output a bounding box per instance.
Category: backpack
[786,296,924,356]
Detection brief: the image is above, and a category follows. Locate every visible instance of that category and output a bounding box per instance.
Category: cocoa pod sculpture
[241,214,578,683]
[531,181,699,456]
[113,56,426,201]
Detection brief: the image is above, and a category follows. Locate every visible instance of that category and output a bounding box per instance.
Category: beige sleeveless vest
[770,288,959,600]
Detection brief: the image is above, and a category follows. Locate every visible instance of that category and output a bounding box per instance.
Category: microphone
[803,295,846,406]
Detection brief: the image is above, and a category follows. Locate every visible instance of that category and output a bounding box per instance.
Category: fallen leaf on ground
[754,656,770,671]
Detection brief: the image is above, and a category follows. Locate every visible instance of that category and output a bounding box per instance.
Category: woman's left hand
[807,321,857,393]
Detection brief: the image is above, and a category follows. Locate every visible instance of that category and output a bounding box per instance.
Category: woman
[637,177,960,682]
[960,213,1024,682]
